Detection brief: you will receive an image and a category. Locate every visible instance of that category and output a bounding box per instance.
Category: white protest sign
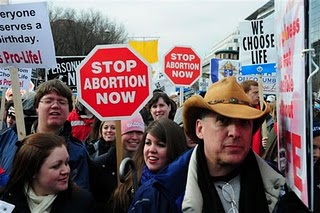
[239,16,276,66]
[0,67,31,90]
[0,2,56,68]
[239,17,276,75]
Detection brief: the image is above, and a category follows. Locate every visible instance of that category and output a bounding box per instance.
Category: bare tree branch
[49,5,128,56]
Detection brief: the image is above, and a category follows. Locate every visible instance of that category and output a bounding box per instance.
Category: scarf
[25,184,57,213]
[140,166,157,185]
[196,142,269,213]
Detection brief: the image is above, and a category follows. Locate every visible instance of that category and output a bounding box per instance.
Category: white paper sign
[0,200,15,213]
[0,2,56,68]
[0,67,31,90]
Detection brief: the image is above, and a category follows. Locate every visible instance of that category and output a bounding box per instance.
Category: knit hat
[121,114,145,135]
[313,121,320,138]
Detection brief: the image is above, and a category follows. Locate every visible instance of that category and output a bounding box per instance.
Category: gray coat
[182,146,286,213]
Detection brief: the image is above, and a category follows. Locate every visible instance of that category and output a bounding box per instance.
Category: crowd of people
[0,77,312,212]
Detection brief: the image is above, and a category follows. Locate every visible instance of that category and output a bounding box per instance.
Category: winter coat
[0,167,9,189]
[0,125,18,174]
[0,121,90,190]
[87,139,117,212]
[129,148,193,213]
[182,146,286,212]
[1,184,95,213]
[129,145,309,213]
[67,109,94,142]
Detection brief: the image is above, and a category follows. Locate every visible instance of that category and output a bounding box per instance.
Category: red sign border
[76,44,153,121]
[163,45,202,87]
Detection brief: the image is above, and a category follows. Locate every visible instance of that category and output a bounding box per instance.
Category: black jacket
[1,184,95,213]
[87,139,117,212]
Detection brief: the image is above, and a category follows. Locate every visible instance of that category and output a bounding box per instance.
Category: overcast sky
[12,0,269,60]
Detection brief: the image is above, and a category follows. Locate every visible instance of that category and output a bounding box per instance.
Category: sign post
[76,44,152,178]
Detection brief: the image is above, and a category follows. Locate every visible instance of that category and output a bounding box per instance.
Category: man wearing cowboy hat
[127,77,309,213]
[181,77,310,212]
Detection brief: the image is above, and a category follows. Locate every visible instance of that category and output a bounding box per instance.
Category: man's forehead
[249,85,259,91]
[201,111,253,121]
[42,92,67,99]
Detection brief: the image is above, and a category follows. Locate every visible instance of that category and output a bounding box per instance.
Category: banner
[275,0,308,206]
[129,39,158,64]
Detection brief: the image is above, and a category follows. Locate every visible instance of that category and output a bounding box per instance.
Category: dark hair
[152,89,163,94]
[147,92,177,120]
[3,133,67,194]
[240,80,258,93]
[142,118,187,163]
[113,118,187,212]
[34,79,73,112]
[85,116,101,143]
[5,101,14,112]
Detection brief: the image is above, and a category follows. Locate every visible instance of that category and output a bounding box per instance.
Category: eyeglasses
[39,99,69,107]
[220,183,238,213]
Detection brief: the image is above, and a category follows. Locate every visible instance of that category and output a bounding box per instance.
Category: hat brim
[183,95,269,142]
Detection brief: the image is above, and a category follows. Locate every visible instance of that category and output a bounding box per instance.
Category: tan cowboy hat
[182,76,269,142]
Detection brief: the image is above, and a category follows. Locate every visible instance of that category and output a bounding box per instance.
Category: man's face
[36,91,70,132]
[195,112,253,175]
[246,85,259,106]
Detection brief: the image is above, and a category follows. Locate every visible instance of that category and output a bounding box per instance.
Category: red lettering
[279,75,294,92]
[284,130,303,191]
[281,18,300,47]
[292,133,302,191]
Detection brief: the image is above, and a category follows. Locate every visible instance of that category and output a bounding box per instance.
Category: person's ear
[195,119,204,139]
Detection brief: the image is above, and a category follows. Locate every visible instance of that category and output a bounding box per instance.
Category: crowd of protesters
[0,77,313,212]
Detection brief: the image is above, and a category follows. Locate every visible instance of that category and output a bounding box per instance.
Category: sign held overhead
[164,46,201,87]
[76,44,152,121]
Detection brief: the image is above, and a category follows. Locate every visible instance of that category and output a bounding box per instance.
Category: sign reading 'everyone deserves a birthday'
[0,2,56,68]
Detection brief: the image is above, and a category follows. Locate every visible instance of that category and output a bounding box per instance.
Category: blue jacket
[129,148,193,213]
[0,121,90,190]
[0,125,18,174]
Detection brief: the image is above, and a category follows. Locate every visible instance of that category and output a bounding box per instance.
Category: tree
[49,5,128,56]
